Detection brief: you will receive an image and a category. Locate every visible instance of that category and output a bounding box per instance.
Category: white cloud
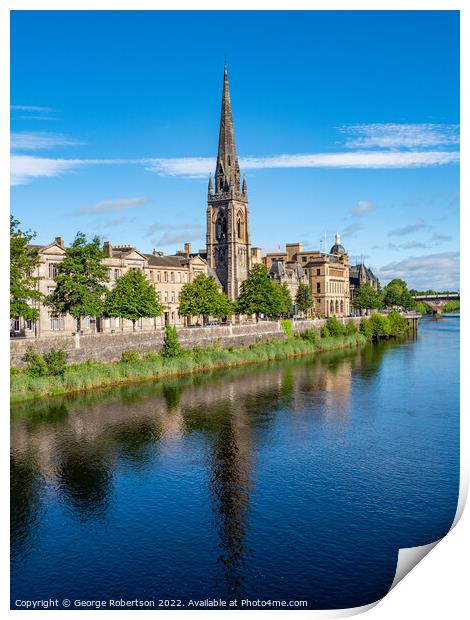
[12,148,460,187]
[146,222,201,238]
[145,157,214,178]
[388,218,430,237]
[351,200,376,216]
[11,132,82,151]
[146,150,459,178]
[387,241,429,251]
[11,105,53,112]
[431,233,452,244]
[79,197,151,214]
[379,252,459,291]
[341,123,460,150]
[10,155,85,186]
[342,223,362,238]
[157,230,203,245]
[10,155,137,186]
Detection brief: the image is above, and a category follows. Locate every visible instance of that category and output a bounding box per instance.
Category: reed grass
[11,333,367,403]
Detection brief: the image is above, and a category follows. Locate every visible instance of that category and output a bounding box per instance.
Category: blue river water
[11,315,459,610]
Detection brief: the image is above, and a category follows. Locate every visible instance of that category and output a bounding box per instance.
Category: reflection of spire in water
[209,409,254,596]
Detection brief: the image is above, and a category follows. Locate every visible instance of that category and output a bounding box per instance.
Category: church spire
[215,64,240,193]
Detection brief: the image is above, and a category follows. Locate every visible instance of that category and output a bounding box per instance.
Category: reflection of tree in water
[11,454,42,559]
[162,382,184,411]
[111,421,161,465]
[354,338,400,377]
[56,440,113,520]
[11,401,69,429]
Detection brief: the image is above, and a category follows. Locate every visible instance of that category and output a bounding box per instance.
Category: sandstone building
[349,262,379,310]
[11,239,212,338]
[263,235,350,317]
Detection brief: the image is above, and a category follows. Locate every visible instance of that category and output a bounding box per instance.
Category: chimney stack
[55,236,64,248]
[103,241,113,257]
[184,242,191,256]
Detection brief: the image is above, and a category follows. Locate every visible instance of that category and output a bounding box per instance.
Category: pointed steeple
[208,172,213,195]
[215,64,240,193]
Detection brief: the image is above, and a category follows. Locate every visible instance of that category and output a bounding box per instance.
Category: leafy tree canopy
[295,282,313,313]
[274,282,293,317]
[179,273,233,322]
[10,216,43,321]
[47,232,109,329]
[382,278,415,310]
[105,268,163,329]
[236,264,286,319]
[353,281,383,310]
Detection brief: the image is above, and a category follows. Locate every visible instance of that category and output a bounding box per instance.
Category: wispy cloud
[157,230,203,245]
[11,104,55,120]
[388,218,430,237]
[11,155,85,186]
[351,200,376,216]
[11,131,83,151]
[145,222,202,238]
[341,123,459,150]
[146,150,459,178]
[12,147,460,187]
[379,252,459,290]
[388,241,429,251]
[10,155,136,186]
[342,223,362,238]
[79,197,151,215]
[11,104,53,112]
[431,233,452,244]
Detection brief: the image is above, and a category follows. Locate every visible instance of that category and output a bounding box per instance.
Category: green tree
[179,273,233,324]
[353,281,383,312]
[104,268,163,331]
[236,264,283,320]
[275,282,293,316]
[295,282,313,315]
[382,278,415,310]
[161,325,182,358]
[47,232,109,331]
[10,216,42,321]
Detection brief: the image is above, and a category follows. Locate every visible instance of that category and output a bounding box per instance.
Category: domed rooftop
[330,232,346,255]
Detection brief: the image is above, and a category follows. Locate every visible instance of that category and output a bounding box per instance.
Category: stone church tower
[207,65,251,300]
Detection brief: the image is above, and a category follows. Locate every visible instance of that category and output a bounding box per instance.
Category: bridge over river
[412,293,460,314]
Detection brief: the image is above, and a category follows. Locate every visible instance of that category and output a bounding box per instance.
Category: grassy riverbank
[11,333,366,403]
[11,313,412,403]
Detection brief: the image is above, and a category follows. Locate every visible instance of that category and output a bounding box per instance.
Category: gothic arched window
[216,214,227,241]
[237,215,244,240]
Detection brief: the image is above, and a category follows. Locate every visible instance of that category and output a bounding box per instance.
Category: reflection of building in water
[11,352,359,563]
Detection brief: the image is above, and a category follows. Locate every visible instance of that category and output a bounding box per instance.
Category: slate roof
[144,254,187,268]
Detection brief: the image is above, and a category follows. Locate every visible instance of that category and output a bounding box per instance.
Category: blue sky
[10,10,460,290]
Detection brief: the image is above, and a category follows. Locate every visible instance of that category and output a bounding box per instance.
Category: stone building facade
[11,240,213,338]
[349,262,379,309]
[263,236,350,318]
[268,260,309,310]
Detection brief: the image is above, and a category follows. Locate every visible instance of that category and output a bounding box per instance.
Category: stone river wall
[10,318,363,367]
